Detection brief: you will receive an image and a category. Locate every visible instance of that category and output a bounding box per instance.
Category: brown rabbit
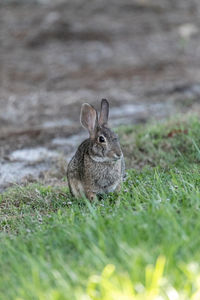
[67,99,125,201]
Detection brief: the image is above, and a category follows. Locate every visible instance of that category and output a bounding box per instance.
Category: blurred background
[0,0,200,190]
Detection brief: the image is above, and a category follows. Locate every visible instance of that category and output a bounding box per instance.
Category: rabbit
[67,99,125,201]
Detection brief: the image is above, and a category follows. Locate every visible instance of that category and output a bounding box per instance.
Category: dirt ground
[0,0,200,190]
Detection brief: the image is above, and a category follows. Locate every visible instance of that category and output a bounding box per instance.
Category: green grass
[0,116,200,300]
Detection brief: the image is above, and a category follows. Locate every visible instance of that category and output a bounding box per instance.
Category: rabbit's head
[80,99,122,162]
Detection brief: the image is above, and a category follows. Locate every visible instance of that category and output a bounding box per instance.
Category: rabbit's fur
[67,99,125,201]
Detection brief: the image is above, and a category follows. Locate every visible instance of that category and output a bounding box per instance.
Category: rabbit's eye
[99,136,105,143]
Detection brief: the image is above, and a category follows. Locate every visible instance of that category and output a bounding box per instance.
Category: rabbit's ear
[80,103,98,138]
[99,99,109,126]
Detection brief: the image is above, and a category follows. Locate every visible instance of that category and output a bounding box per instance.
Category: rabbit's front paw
[86,191,97,202]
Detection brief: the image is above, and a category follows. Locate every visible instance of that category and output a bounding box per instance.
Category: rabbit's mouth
[112,153,122,161]
[108,150,122,161]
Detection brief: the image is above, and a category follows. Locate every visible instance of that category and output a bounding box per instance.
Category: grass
[0,115,200,299]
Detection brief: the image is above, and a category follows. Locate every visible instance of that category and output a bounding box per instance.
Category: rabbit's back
[67,139,90,177]
[67,139,89,197]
